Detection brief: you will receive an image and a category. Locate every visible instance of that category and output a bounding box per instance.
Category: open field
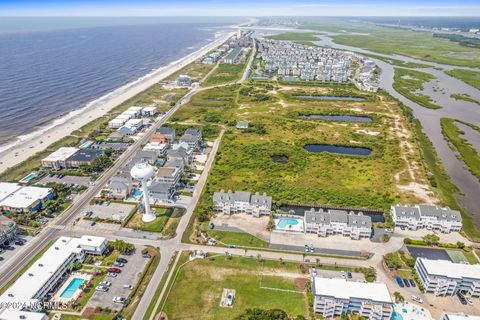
[162,254,308,319]
[172,81,435,225]
[392,67,441,109]
[207,229,269,248]
[445,69,480,90]
[266,32,320,46]
[202,63,246,87]
[440,118,480,181]
[165,62,215,83]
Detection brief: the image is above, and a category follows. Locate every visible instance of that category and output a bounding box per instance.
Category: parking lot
[36,174,91,187]
[84,202,135,222]
[87,248,150,311]
[0,235,32,266]
[312,268,364,281]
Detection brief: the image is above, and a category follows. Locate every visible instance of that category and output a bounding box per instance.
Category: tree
[234,308,288,320]
[394,291,405,303]
[422,234,440,246]
[456,241,465,249]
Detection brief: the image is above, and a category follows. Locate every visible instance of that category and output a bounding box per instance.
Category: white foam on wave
[0,29,233,155]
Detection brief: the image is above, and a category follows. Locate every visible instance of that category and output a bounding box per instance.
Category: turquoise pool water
[133,189,143,198]
[392,312,404,320]
[60,278,84,299]
[276,218,300,229]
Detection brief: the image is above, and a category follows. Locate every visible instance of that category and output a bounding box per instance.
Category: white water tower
[130,162,156,222]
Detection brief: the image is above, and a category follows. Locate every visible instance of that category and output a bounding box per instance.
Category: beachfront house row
[212,190,272,218]
[304,208,372,240]
[41,147,79,169]
[0,182,55,214]
[415,258,480,297]
[311,277,393,320]
[391,204,462,233]
[0,236,107,320]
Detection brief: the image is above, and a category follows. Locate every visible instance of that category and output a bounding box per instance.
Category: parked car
[142,253,152,258]
[108,267,121,273]
[96,285,109,292]
[99,281,111,287]
[457,292,467,305]
[123,284,133,290]
[347,272,352,279]
[409,279,416,287]
[411,295,423,304]
[385,228,393,233]
[403,278,410,287]
[90,221,96,226]
[114,262,125,267]
[396,276,404,287]
[466,297,473,305]
[116,258,128,264]
[14,240,25,246]
[112,297,126,304]
[108,272,118,277]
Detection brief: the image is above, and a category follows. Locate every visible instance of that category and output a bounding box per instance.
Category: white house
[391,204,462,233]
[213,190,272,218]
[304,208,372,240]
[415,258,480,297]
[312,277,393,320]
[0,236,107,320]
[142,106,157,117]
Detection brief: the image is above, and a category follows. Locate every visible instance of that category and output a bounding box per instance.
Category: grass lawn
[463,250,479,264]
[126,207,175,233]
[450,93,480,106]
[446,250,469,264]
[207,229,269,248]
[100,250,120,266]
[393,68,441,109]
[202,63,245,87]
[440,118,480,181]
[446,69,480,90]
[162,254,307,319]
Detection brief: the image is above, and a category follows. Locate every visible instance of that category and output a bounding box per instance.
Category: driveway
[87,249,149,311]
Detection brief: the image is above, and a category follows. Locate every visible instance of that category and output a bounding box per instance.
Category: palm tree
[394,291,404,303]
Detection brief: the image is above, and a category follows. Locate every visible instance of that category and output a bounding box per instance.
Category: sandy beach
[0,30,234,175]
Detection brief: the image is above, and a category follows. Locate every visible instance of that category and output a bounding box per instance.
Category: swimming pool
[274,217,304,232]
[60,278,84,299]
[392,312,404,320]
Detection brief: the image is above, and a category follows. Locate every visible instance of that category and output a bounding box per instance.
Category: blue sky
[2,0,480,16]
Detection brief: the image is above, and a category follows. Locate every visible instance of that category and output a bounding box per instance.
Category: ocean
[0,17,239,147]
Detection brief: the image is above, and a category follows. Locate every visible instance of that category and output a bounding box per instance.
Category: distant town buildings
[224,47,244,64]
[311,276,394,319]
[0,182,55,214]
[0,235,107,320]
[304,208,372,240]
[415,258,480,297]
[213,190,272,217]
[391,204,462,233]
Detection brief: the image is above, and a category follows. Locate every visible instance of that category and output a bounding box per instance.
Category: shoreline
[0,29,235,175]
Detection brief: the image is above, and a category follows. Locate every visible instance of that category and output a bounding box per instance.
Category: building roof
[0,183,53,209]
[236,120,249,128]
[67,149,103,163]
[313,277,392,303]
[149,181,174,193]
[180,133,199,143]
[418,258,480,280]
[42,147,79,163]
[417,205,462,222]
[392,204,421,220]
[305,208,371,228]
[443,313,480,320]
[0,182,21,201]
[0,236,106,319]
[156,167,179,179]
[213,190,251,204]
[118,125,137,134]
[156,127,175,136]
[250,192,272,208]
[184,128,201,137]
[109,176,131,191]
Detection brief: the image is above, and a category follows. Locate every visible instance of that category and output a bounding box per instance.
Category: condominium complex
[415,258,480,297]
[0,236,107,320]
[213,190,272,217]
[304,208,372,240]
[312,277,393,320]
[391,204,462,233]
[0,182,55,214]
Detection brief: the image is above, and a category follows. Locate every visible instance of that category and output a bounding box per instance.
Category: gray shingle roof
[305,208,371,228]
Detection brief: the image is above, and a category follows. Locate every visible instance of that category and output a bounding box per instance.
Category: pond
[303,114,372,123]
[294,95,366,101]
[304,144,372,156]
[272,155,289,164]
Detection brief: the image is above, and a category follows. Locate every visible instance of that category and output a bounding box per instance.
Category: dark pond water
[304,144,372,156]
[279,204,385,223]
[303,114,372,122]
[272,155,288,164]
[294,95,366,101]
